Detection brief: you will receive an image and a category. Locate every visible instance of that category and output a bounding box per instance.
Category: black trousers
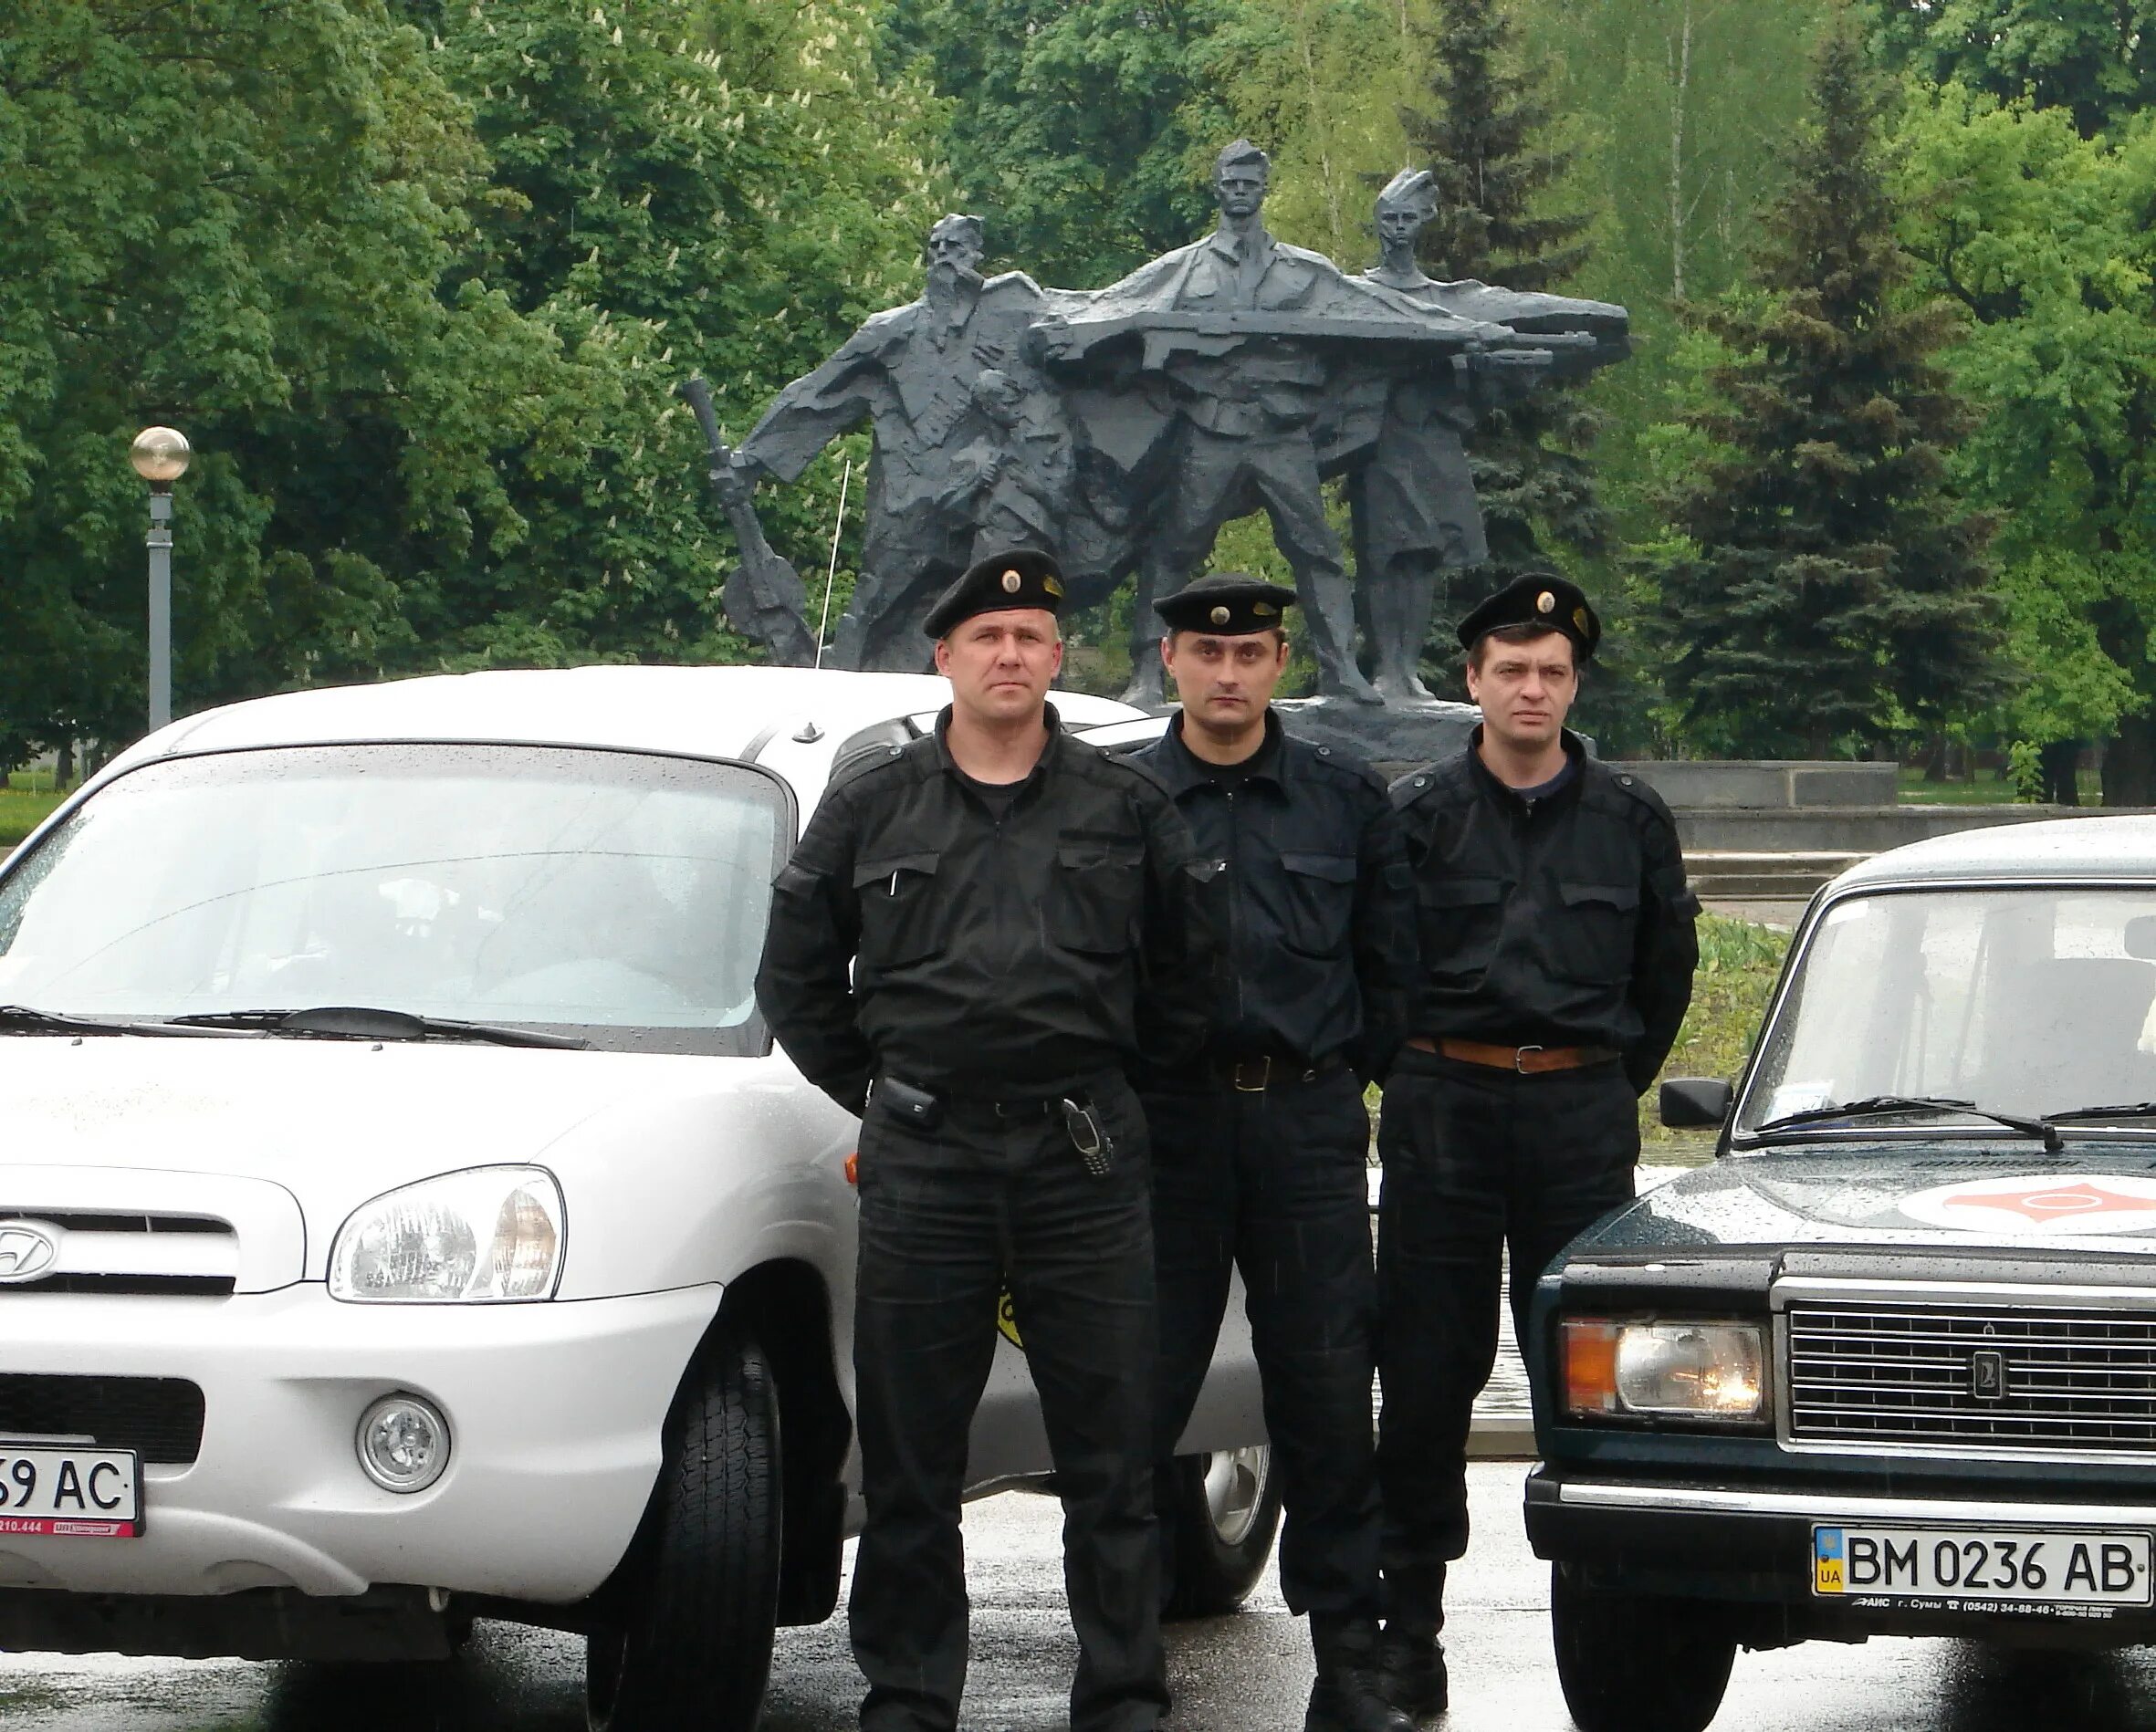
[850,1074,1167,1732]
[1374,1049,1638,1633]
[1145,1069,1383,1621]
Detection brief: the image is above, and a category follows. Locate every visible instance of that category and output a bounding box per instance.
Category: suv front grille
[1786,1300,2156,1456]
[0,1375,205,1465]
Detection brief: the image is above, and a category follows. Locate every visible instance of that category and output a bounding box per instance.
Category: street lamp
[129,426,191,731]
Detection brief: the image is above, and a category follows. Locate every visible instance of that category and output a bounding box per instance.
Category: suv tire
[1160,1445,1282,1620]
[1550,1562,1734,1732]
[587,1314,782,1732]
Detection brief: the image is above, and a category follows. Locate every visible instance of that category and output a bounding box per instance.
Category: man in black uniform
[755,548,1219,1732]
[1131,574,1416,1732]
[1374,573,1699,1721]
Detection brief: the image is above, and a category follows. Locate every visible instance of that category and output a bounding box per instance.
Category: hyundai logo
[0,1223,60,1284]
[1969,1347,2009,1402]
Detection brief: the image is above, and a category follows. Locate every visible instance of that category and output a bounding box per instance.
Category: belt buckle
[1513,1044,1544,1074]
[1233,1057,1271,1093]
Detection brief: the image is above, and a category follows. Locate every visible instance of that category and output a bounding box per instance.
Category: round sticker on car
[1900,1173,2156,1235]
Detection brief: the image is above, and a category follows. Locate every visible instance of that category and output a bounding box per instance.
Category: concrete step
[1687,850,1863,900]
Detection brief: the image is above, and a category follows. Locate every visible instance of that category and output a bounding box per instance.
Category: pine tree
[1644,14,1998,756]
[1398,0,1605,658]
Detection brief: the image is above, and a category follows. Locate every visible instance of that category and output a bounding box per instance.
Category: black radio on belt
[874,1076,944,1132]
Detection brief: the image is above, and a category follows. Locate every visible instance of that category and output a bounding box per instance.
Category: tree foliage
[0,0,948,758]
[1644,16,1998,756]
[1871,0,2156,140]
[880,0,1238,286]
[1898,84,2156,789]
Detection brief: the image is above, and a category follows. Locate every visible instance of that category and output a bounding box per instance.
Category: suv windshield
[1738,887,2156,1137]
[0,743,788,1056]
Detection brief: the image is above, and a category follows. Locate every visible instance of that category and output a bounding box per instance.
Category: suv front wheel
[587,1313,783,1732]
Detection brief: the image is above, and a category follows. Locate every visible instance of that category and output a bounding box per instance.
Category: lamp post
[129,426,191,731]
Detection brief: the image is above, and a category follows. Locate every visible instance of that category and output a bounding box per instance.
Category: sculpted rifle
[680,377,818,666]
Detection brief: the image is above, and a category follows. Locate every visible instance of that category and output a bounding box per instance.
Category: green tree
[399,0,954,668]
[1872,0,2156,140]
[879,0,1239,286]
[1642,16,1998,756]
[1398,0,1606,649]
[0,0,584,750]
[1896,85,2156,798]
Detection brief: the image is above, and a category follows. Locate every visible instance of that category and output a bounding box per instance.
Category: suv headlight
[329,1167,565,1303]
[1563,1318,1765,1424]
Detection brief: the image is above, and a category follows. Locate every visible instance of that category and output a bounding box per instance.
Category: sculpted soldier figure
[1088,142,1388,710]
[1348,171,1628,704]
[730,215,1062,672]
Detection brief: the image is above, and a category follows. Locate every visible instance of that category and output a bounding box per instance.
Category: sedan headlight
[1563,1318,1765,1424]
[329,1167,565,1302]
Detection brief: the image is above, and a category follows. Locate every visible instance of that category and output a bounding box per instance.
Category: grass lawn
[1898,766,2099,806]
[1639,913,1793,1165]
[0,787,64,848]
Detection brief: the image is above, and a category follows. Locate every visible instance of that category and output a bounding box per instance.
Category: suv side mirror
[1660,1078,1733,1129]
[2127,915,2156,961]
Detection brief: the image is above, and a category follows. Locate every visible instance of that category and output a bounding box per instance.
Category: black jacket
[755,704,1219,1112]
[1392,730,1699,1093]
[1131,711,1413,1082]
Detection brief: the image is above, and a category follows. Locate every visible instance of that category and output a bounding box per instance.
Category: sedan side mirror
[1660,1078,1733,1129]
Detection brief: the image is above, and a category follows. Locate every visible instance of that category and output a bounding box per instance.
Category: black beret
[1153,572,1296,636]
[922,547,1067,639]
[1457,571,1600,663]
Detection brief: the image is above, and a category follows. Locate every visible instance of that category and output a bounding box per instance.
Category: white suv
[0,665,1274,1729]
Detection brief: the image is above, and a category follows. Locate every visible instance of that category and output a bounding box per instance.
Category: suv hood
[0,1036,852,1295]
[1583,1143,2156,1257]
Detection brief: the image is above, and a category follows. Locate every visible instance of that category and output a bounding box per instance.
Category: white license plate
[0,1447,140,1539]
[1814,1525,2153,1606]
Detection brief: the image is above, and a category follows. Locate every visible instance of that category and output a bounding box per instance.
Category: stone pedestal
[1269,697,1482,777]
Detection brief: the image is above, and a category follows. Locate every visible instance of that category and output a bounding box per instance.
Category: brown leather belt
[1407,1035,1621,1075]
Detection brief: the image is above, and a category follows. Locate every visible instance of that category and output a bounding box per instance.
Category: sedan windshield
[1737,888,2156,1136]
[0,744,788,1055]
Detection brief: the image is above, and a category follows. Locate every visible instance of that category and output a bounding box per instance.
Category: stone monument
[695,142,1636,755]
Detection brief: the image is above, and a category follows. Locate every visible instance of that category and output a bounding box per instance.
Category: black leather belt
[1205,1053,1344,1093]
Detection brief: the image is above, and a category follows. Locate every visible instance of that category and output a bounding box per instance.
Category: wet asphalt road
[8,1466,2156,1732]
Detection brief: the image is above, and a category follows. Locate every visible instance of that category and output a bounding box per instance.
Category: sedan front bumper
[0,1283,721,1605]
[1528,1470,2156,1644]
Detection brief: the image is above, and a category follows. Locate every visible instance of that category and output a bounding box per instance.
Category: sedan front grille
[0,1375,205,1465]
[1785,1299,2156,1456]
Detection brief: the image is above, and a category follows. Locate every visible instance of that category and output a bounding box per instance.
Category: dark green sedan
[1524,817,2156,1732]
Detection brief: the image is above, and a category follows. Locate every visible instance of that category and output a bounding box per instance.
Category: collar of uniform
[1463,723,1586,809]
[931,700,1064,799]
[1154,707,1287,798]
[1206,224,1276,268]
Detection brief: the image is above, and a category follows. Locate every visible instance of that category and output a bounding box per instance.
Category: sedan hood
[1582,1142,2156,1257]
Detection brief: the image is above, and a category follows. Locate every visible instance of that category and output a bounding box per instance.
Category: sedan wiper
[2044,1101,2156,1124]
[165,1007,587,1050]
[1752,1094,2062,1152]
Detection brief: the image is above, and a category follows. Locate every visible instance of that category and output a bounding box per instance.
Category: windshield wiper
[0,1004,208,1038]
[164,1007,587,1050]
[1752,1094,2063,1152]
[2044,1102,2156,1124]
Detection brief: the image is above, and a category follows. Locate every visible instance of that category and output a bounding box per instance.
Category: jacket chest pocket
[853,852,947,971]
[1275,850,1358,956]
[1549,880,1639,985]
[1415,875,1503,980]
[1051,840,1144,955]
